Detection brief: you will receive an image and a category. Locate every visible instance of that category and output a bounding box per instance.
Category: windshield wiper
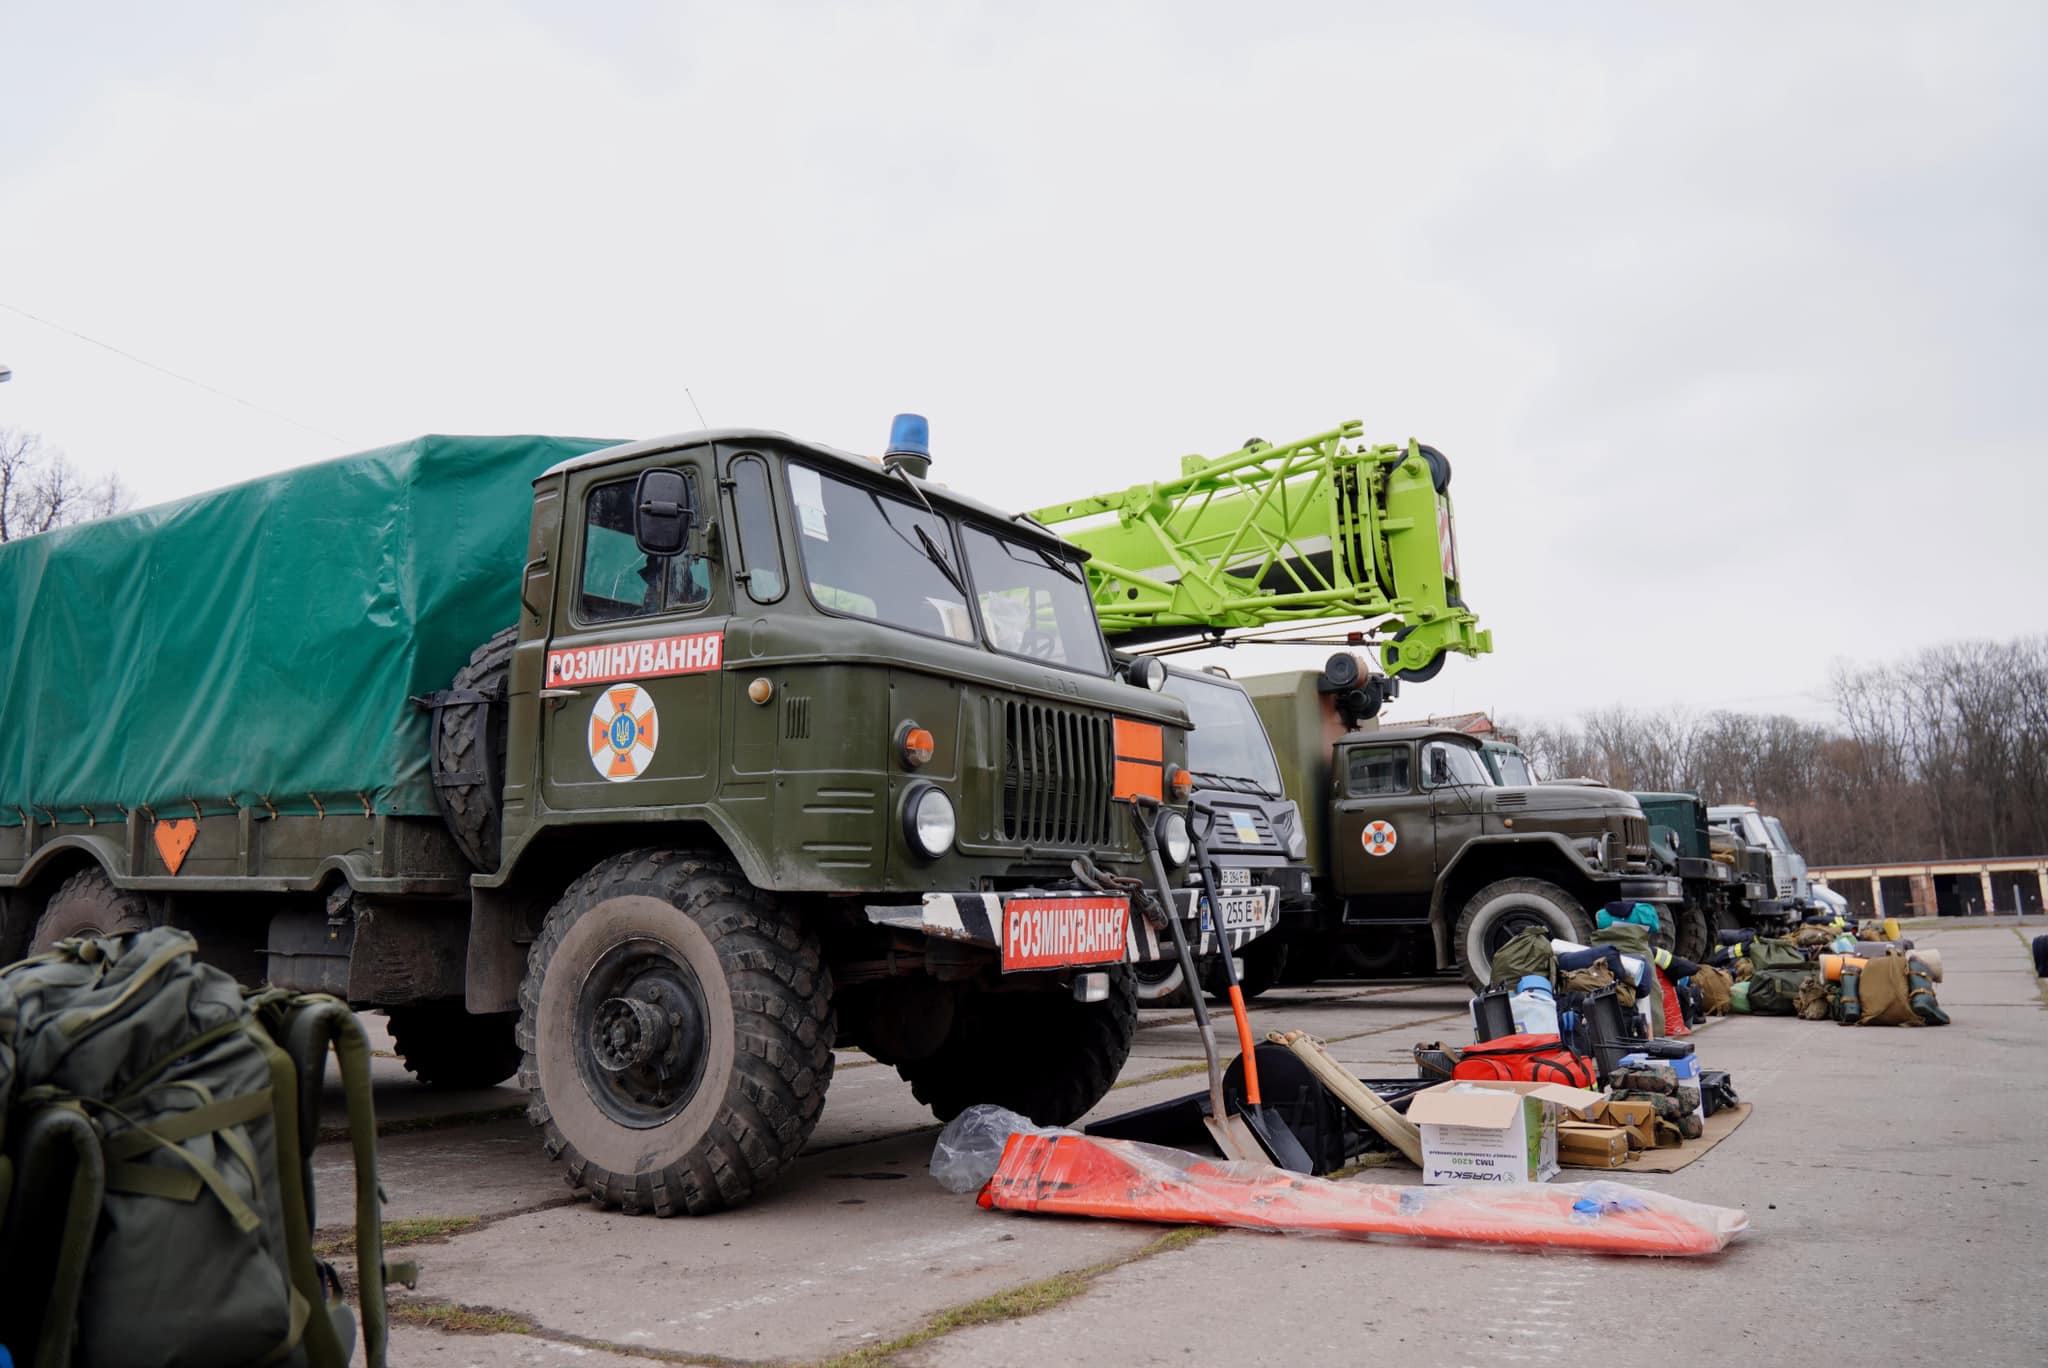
[915,523,968,597]
[884,467,968,595]
[1190,771,1278,796]
[1027,542,1085,585]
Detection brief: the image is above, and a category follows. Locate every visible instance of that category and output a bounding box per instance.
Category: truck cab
[1709,804,1812,915]
[1124,665,1307,1004]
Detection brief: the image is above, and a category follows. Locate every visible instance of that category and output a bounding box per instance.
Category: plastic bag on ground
[930,1104,1061,1194]
[973,1128,1746,1257]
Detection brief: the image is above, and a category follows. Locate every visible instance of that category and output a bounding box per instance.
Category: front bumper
[864,885,1278,973]
[1615,875,1685,903]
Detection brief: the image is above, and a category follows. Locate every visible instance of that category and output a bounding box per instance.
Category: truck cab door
[1330,740,1432,915]
[538,452,727,816]
[1421,740,1486,870]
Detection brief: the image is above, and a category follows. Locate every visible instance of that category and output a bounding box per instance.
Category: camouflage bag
[1489,926,1558,990]
[0,927,405,1368]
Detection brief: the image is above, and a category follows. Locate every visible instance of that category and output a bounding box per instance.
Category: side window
[1346,745,1412,796]
[578,472,710,623]
[729,454,786,603]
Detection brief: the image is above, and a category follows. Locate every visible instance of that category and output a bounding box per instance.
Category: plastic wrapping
[0,434,613,824]
[973,1129,1746,1257]
[930,1104,1061,1194]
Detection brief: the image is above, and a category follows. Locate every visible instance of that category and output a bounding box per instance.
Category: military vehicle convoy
[0,417,1267,1215]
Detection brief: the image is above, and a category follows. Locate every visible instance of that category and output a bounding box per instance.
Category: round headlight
[905,786,956,859]
[1156,809,1192,866]
[1125,655,1168,692]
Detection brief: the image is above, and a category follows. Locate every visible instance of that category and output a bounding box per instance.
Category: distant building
[1387,710,1516,743]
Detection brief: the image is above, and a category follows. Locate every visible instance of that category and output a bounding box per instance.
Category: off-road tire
[1675,902,1713,964]
[1452,877,1595,992]
[1132,957,1193,1009]
[432,625,516,871]
[518,849,834,1216]
[386,1002,524,1090]
[896,970,1137,1126]
[31,868,157,953]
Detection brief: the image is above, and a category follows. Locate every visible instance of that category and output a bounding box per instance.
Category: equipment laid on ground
[0,928,404,1367]
[0,418,1268,1216]
[970,1121,1747,1256]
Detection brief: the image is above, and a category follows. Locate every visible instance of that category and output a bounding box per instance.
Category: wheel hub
[573,939,711,1129]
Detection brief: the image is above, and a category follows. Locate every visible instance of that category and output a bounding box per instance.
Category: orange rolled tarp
[979,1131,1745,1257]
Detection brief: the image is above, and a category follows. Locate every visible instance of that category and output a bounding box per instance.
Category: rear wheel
[386,1002,523,1090]
[896,971,1137,1125]
[1452,878,1594,992]
[31,869,156,953]
[519,850,834,1216]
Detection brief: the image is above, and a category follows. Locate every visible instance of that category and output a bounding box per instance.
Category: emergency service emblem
[1362,820,1398,856]
[589,684,658,782]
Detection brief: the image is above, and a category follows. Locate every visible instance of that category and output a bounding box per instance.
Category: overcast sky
[3,2,2042,723]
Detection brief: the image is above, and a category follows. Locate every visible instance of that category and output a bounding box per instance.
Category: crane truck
[1035,422,1682,990]
[0,416,1269,1217]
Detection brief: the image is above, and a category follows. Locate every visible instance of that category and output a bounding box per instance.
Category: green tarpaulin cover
[0,434,615,826]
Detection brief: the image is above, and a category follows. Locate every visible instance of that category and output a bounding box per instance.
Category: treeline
[1508,637,2048,867]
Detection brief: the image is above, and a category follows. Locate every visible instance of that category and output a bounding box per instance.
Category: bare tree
[0,427,129,542]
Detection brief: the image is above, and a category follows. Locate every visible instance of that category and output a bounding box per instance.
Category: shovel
[1128,798,1282,1168]
[1191,825,1315,1174]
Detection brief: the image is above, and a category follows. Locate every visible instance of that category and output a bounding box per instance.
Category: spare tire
[432,625,516,870]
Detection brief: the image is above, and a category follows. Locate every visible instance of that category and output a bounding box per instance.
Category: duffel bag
[1450,1032,1596,1088]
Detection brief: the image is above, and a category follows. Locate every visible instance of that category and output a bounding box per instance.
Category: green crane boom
[1028,421,1492,680]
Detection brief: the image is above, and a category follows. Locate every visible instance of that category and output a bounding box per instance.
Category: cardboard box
[1407,1080,1605,1186]
[1596,1098,1658,1150]
[1557,1122,1631,1169]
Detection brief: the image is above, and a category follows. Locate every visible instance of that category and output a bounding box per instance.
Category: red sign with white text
[1002,898,1130,971]
[547,631,724,688]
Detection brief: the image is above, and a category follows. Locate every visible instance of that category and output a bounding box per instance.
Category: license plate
[1216,867,1252,889]
[1001,898,1130,971]
[1199,893,1268,933]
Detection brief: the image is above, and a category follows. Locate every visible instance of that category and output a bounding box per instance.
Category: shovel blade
[1203,1112,1274,1167]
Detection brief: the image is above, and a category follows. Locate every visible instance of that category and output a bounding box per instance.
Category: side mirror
[634,468,693,557]
[1427,747,1449,787]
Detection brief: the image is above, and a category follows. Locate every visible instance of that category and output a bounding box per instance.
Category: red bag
[1450,1033,1597,1088]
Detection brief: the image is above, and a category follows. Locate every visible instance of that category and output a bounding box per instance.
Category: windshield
[1161,671,1283,794]
[787,463,974,643]
[1763,816,1798,856]
[1490,749,1537,786]
[1425,740,1495,789]
[960,525,1110,674]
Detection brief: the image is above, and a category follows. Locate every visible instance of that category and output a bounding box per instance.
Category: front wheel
[519,850,834,1216]
[1675,901,1713,964]
[31,869,157,953]
[1452,878,1595,992]
[896,971,1137,1125]
[1131,956,1193,1009]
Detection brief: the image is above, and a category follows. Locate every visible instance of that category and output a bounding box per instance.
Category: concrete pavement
[325,924,2048,1368]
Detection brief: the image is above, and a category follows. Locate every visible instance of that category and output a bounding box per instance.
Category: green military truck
[1242,659,1681,989]
[0,418,1244,1216]
[1477,741,1781,960]
[1126,664,1310,1007]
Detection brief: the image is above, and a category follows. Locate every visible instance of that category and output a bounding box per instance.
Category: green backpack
[0,927,407,1368]
[1741,938,1813,1017]
[1489,926,1558,990]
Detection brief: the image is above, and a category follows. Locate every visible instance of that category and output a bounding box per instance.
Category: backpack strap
[280,995,404,1368]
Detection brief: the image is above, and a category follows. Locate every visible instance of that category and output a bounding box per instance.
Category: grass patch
[315,1214,480,1258]
[1109,1059,1211,1091]
[391,1299,537,1336]
[804,1227,1215,1368]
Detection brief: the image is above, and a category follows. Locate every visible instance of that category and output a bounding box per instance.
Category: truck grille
[1202,802,1276,852]
[1621,815,1650,869]
[996,700,1115,848]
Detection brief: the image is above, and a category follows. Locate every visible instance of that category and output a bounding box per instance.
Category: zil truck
[1477,740,1788,958]
[0,416,1273,1216]
[1240,659,1680,990]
